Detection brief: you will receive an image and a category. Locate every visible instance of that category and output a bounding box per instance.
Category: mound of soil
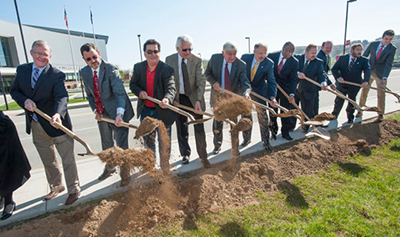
[213,95,252,121]
[3,119,400,236]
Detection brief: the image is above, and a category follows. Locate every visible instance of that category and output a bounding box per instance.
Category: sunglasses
[181,48,193,52]
[85,55,98,62]
[146,50,159,54]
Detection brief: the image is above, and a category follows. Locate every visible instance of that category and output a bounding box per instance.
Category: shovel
[100,117,158,137]
[276,84,330,140]
[33,107,97,156]
[145,96,210,125]
[341,81,400,103]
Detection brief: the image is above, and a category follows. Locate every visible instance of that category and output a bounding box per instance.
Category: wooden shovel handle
[176,103,213,118]
[276,84,311,121]
[100,117,138,129]
[250,91,287,112]
[145,96,196,121]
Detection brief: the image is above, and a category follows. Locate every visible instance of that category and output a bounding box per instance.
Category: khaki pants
[31,122,80,194]
[359,70,386,115]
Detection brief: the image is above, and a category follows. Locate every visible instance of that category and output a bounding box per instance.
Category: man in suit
[268,42,299,140]
[10,40,80,205]
[80,43,134,186]
[331,43,371,123]
[130,39,176,172]
[358,29,397,122]
[241,43,277,150]
[165,35,210,168]
[205,41,251,155]
[296,44,328,131]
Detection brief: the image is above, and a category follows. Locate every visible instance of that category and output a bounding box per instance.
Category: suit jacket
[11,63,72,137]
[332,54,371,93]
[363,41,397,79]
[295,54,326,101]
[80,60,134,122]
[205,53,250,106]
[165,53,206,111]
[130,60,177,127]
[268,51,299,95]
[241,53,277,104]
[316,50,333,85]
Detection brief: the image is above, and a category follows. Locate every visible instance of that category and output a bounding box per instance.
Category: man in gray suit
[205,42,251,155]
[80,43,134,187]
[165,35,210,168]
[358,29,397,122]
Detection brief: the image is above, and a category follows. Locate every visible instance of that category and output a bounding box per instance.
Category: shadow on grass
[277,180,309,209]
[390,145,400,152]
[338,162,366,176]
[218,222,247,237]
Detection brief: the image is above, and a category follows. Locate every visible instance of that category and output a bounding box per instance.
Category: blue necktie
[31,68,39,122]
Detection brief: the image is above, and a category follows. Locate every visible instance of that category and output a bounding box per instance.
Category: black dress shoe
[271,134,277,140]
[264,143,273,152]
[1,202,16,220]
[347,119,354,124]
[212,147,221,155]
[282,134,293,141]
[240,140,251,147]
[182,156,190,165]
[98,168,116,181]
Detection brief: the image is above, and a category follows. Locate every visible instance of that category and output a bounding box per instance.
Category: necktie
[224,63,232,91]
[31,68,39,89]
[348,57,356,71]
[326,54,331,69]
[181,58,192,96]
[93,71,104,115]
[277,58,284,74]
[302,61,309,72]
[250,61,259,81]
[376,44,384,60]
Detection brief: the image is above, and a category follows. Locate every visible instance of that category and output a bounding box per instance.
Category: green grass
[157,135,400,236]
[0,98,88,111]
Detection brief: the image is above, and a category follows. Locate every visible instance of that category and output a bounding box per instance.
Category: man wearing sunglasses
[80,43,134,187]
[130,39,176,173]
[165,35,210,168]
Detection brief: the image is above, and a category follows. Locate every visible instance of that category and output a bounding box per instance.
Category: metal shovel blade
[185,117,213,125]
[306,126,330,140]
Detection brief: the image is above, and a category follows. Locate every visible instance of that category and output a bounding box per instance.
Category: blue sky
[1,0,399,70]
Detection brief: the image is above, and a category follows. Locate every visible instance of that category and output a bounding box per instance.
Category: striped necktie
[32,68,39,89]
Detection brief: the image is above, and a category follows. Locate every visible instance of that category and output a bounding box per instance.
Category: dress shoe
[1,201,16,220]
[120,177,131,187]
[282,134,293,141]
[65,192,80,205]
[356,111,363,117]
[98,168,116,181]
[212,147,221,155]
[301,125,308,133]
[182,156,190,165]
[44,185,65,200]
[201,158,211,168]
[347,119,354,124]
[374,114,383,123]
[264,143,273,152]
[271,134,277,141]
[240,140,251,147]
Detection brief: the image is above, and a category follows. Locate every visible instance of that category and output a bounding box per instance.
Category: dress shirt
[32,63,45,78]
[178,54,188,94]
[278,52,287,68]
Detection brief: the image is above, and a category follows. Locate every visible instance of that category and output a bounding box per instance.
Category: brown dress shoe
[201,158,211,168]
[374,114,384,123]
[356,111,363,117]
[65,192,80,205]
[44,185,65,200]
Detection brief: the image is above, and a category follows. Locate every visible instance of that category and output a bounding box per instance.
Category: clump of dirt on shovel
[314,112,337,122]
[213,95,252,121]
[275,109,302,118]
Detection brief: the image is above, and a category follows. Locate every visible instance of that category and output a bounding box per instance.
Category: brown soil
[213,95,252,121]
[2,119,400,236]
[275,109,302,118]
[313,112,337,122]
[232,118,252,133]
[347,139,368,147]
[134,117,159,139]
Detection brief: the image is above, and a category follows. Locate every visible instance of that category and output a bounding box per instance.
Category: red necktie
[93,71,104,115]
[376,44,384,60]
[278,58,284,74]
[224,63,232,91]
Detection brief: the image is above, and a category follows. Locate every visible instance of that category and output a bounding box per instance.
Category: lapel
[141,61,148,91]
[187,55,195,75]
[254,58,266,80]
[153,61,162,92]
[281,55,289,73]
[378,43,391,61]
[172,53,179,77]
[215,55,223,82]
[32,64,51,96]
[98,60,106,91]
[230,60,238,82]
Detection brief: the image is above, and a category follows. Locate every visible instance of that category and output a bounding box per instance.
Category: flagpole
[90,7,97,47]
[64,7,79,83]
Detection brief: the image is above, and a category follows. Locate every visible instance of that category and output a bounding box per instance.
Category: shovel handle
[176,103,214,118]
[250,91,287,112]
[276,84,311,121]
[100,117,138,129]
[145,96,196,121]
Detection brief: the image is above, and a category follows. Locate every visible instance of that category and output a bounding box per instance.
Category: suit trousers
[213,117,237,149]
[176,94,207,159]
[270,91,293,137]
[242,108,270,145]
[299,91,317,130]
[31,122,80,194]
[288,89,302,131]
[332,87,358,120]
[359,70,385,115]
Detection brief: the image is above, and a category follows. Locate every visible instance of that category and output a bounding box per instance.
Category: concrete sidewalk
[1,93,399,227]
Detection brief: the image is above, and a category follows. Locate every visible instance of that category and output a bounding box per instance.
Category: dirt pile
[3,119,400,236]
[213,95,252,121]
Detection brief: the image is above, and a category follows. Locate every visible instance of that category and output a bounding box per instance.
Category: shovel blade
[185,118,213,125]
[306,127,330,140]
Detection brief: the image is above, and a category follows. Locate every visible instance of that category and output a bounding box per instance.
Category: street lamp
[245,37,250,53]
[137,34,143,61]
[343,0,357,54]
[14,0,29,63]
[198,53,202,58]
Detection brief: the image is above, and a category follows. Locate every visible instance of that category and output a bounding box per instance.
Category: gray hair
[223,41,238,52]
[254,43,268,51]
[31,40,52,52]
[176,35,193,48]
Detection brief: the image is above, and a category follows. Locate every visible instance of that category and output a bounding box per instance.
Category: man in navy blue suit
[268,42,299,140]
[241,43,277,151]
[331,43,371,123]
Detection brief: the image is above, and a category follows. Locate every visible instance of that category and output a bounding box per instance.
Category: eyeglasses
[85,55,98,62]
[181,48,193,52]
[146,50,159,55]
[33,51,50,58]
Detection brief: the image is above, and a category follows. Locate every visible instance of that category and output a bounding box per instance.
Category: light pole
[14,0,29,63]
[343,0,357,54]
[198,53,202,58]
[137,34,143,61]
[245,37,250,53]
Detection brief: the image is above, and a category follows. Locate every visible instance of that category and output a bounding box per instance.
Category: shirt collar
[32,63,46,75]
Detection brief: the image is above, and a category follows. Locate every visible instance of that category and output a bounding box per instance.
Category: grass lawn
[0,98,88,111]
[158,115,400,236]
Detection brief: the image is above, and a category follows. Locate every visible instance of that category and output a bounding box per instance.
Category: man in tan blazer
[165,35,210,168]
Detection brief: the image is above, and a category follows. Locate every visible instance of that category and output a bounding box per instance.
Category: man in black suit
[130,39,176,171]
[358,29,397,122]
[241,43,277,150]
[331,43,371,123]
[205,41,251,155]
[10,40,80,205]
[296,44,327,131]
[268,42,299,140]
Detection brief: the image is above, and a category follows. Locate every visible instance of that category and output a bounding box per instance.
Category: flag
[346,40,351,46]
[64,8,69,28]
[90,8,93,25]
